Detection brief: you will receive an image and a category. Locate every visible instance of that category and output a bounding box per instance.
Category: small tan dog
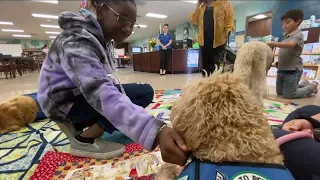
[156,73,292,180]
[0,96,38,134]
[233,41,274,105]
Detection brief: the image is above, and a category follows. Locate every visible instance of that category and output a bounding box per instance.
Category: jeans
[25,93,47,120]
[276,70,310,99]
[273,105,320,180]
[66,83,154,133]
[159,49,172,71]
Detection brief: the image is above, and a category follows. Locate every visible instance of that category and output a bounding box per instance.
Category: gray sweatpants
[276,70,311,99]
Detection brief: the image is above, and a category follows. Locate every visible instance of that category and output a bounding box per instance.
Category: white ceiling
[0,0,246,43]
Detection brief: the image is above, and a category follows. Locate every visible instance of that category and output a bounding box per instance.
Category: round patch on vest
[232,172,269,180]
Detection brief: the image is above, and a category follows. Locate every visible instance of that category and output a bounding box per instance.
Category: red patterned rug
[31,143,146,180]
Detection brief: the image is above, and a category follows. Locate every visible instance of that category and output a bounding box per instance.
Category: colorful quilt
[0,120,70,180]
[0,90,298,180]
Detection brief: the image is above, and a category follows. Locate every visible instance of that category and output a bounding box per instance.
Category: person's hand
[282,119,314,132]
[158,126,190,166]
[266,41,274,46]
[162,46,167,50]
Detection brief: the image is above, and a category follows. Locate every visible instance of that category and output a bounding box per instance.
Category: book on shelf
[310,55,320,64]
[303,43,314,53]
[312,42,320,53]
[262,35,272,42]
[303,68,317,79]
[301,55,310,64]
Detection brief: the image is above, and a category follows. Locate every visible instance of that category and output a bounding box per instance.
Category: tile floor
[0,68,319,106]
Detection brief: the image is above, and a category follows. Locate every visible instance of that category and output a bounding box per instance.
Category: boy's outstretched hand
[158,126,190,166]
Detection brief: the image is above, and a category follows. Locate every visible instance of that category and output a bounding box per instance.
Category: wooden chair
[3,55,16,79]
[0,54,13,79]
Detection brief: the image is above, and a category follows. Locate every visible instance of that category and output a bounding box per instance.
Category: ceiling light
[45,31,60,34]
[32,13,58,19]
[40,24,60,28]
[145,13,168,19]
[49,36,56,39]
[32,0,58,4]
[182,1,197,4]
[252,14,267,19]
[2,29,24,32]
[0,21,14,25]
[13,34,31,37]
[132,32,134,34]
[134,24,147,28]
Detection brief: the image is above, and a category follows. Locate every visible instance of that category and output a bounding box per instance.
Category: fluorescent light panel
[32,0,58,4]
[183,1,197,4]
[32,13,58,19]
[0,21,14,25]
[45,31,60,34]
[2,29,24,32]
[252,14,267,19]
[145,13,168,19]
[134,24,147,28]
[13,34,31,37]
[40,24,60,28]
[49,36,56,39]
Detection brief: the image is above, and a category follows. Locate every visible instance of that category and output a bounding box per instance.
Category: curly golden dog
[0,96,38,134]
[156,73,283,180]
[233,41,274,105]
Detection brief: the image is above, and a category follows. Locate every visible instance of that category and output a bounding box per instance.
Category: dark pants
[200,44,224,76]
[67,83,154,134]
[273,105,320,180]
[159,49,172,71]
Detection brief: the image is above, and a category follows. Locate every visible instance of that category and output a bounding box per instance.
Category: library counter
[132,49,202,74]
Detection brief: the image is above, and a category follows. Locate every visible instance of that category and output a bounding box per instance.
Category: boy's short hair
[163,24,169,28]
[281,9,304,25]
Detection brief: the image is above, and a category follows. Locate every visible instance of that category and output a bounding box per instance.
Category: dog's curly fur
[233,41,274,105]
[0,96,38,134]
[156,73,283,180]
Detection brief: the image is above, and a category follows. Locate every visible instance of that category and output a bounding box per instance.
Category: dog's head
[171,73,283,164]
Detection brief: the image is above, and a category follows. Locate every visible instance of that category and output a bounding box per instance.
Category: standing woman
[190,0,234,77]
[158,24,172,75]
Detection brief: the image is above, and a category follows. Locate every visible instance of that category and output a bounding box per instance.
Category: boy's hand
[158,126,190,166]
[266,41,274,46]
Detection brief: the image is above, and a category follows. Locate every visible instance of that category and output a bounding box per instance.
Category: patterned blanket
[0,90,298,180]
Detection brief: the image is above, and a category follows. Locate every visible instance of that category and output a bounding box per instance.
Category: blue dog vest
[176,159,295,180]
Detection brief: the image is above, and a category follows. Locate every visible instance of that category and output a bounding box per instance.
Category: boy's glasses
[101,3,137,29]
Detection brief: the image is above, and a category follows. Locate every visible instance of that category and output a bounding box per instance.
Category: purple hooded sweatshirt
[37,12,164,151]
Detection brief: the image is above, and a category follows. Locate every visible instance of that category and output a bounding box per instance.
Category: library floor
[0,68,319,106]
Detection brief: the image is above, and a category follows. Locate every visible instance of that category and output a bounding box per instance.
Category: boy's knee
[282,93,294,99]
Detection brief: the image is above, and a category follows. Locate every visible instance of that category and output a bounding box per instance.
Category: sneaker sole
[70,146,125,160]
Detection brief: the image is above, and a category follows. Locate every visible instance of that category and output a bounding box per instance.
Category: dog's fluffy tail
[233,47,256,87]
[155,163,183,180]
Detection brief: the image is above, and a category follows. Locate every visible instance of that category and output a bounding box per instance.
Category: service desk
[133,49,202,74]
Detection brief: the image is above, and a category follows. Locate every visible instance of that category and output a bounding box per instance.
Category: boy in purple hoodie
[37,0,189,165]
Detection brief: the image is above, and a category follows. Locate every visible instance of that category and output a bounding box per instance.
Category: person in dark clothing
[190,0,234,77]
[273,105,320,180]
[157,24,172,75]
